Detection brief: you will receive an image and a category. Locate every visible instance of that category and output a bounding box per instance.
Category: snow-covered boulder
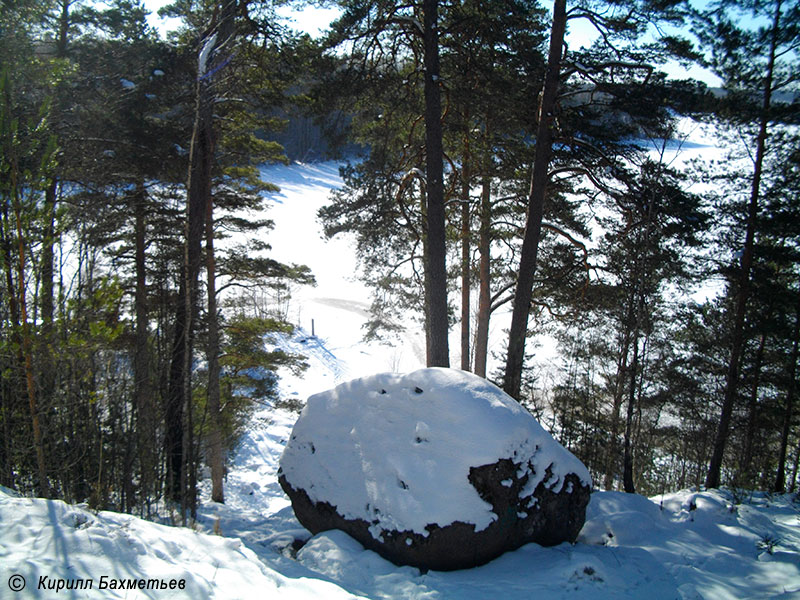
[278,368,591,571]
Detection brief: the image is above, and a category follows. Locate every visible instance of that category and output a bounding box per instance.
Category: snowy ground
[2,159,800,599]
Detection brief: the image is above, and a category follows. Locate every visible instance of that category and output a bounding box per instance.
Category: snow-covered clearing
[1,160,799,599]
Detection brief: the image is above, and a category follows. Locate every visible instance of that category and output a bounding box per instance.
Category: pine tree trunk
[56,0,70,57]
[706,2,781,489]
[183,79,211,521]
[503,0,566,398]
[474,177,492,378]
[39,180,57,403]
[133,182,155,506]
[623,331,640,494]
[423,0,449,368]
[420,186,432,366]
[40,182,56,325]
[604,326,632,491]
[0,376,11,488]
[11,173,49,497]
[182,0,237,513]
[206,178,225,504]
[460,154,471,372]
[1,201,28,492]
[775,287,800,492]
[36,0,70,422]
[166,274,186,503]
[741,330,767,485]
[168,28,217,510]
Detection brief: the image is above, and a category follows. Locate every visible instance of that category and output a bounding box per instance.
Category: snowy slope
[2,159,800,599]
[0,483,364,600]
[259,161,427,383]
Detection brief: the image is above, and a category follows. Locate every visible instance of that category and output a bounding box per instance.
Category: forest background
[1,0,798,521]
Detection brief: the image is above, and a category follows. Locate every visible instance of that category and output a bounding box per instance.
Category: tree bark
[706,1,781,489]
[474,176,492,378]
[166,272,187,503]
[775,286,800,492]
[167,10,224,510]
[503,0,566,398]
[182,61,212,522]
[604,324,632,491]
[460,149,471,372]
[623,330,640,494]
[38,180,57,405]
[423,0,449,368]
[206,170,225,504]
[133,182,155,507]
[187,0,237,510]
[11,168,49,497]
[1,200,29,492]
[741,329,767,485]
[183,82,210,520]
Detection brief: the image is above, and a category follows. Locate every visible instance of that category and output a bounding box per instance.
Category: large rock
[278,368,591,571]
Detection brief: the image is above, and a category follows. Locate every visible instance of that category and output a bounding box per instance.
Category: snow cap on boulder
[279,367,591,570]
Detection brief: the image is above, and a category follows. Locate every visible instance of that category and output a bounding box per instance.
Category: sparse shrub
[757,534,780,555]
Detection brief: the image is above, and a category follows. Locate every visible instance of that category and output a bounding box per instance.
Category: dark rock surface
[279,459,590,571]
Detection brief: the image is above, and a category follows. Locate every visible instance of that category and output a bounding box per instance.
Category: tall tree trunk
[1,200,23,492]
[474,176,492,378]
[166,273,186,503]
[206,176,224,504]
[775,286,800,492]
[1,206,20,331]
[604,325,632,491]
[0,376,11,488]
[180,0,237,515]
[11,170,48,497]
[420,185,432,366]
[40,182,56,326]
[423,0,449,368]
[183,87,210,521]
[623,328,640,494]
[167,21,218,511]
[706,1,781,489]
[39,0,69,416]
[56,0,70,57]
[133,182,155,507]
[741,329,767,485]
[182,70,212,522]
[503,0,566,398]
[39,180,57,403]
[460,144,471,372]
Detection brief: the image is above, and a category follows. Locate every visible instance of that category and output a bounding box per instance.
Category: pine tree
[62,1,192,509]
[0,0,66,498]
[607,162,706,492]
[502,0,697,399]
[320,0,548,372]
[161,0,315,511]
[320,0,451,365]
[695,0,800,489]
[441,0,547,375]
[503,0,567,398]
[766,137,800,492]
